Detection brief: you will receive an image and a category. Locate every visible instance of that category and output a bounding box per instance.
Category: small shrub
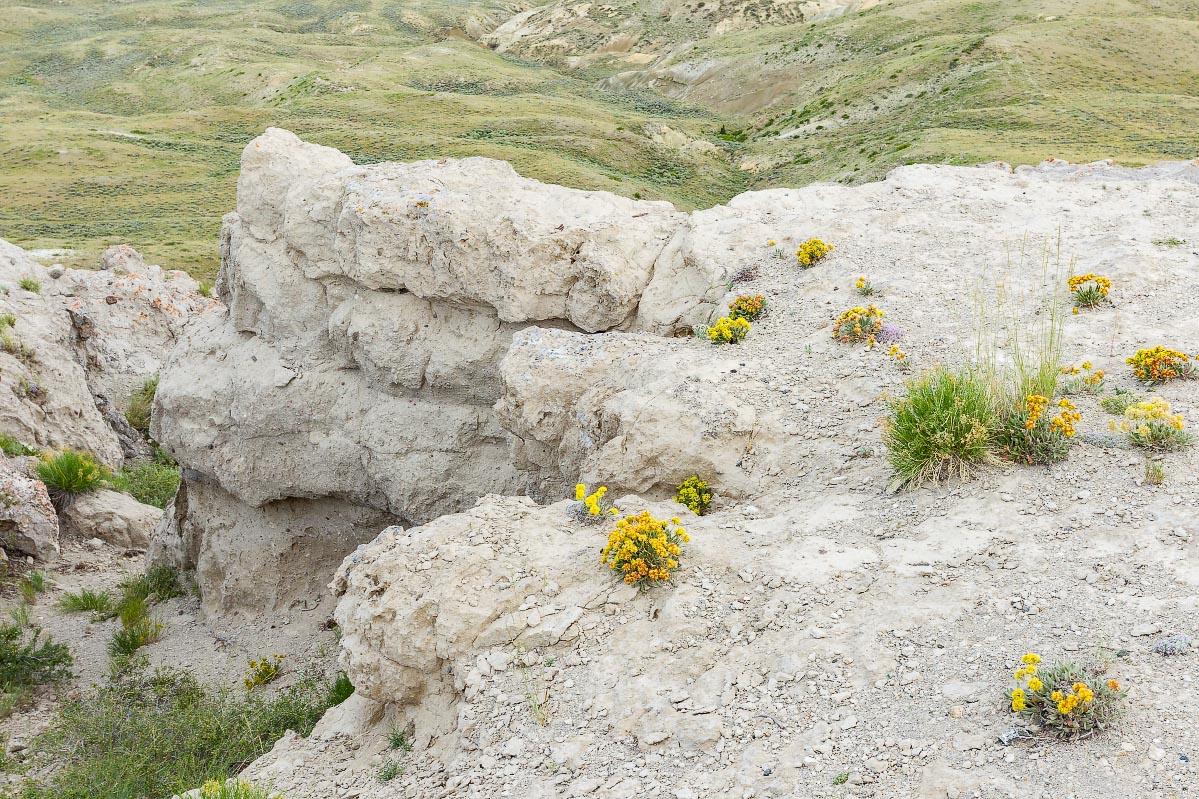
[568,483,617,525]
[108,460,181,508]
[1067,273,1110,309]
[58,589,114,615]
[0,313,14,329]
[675,476,712,515]
[124,375,159,434]
[118,564,184,608]
[706,316,750,344]
[1144,460,1165,485]
[244,654,286,691]
[1100,388,1140,415]
[796,238,833,267]
[1008,652,1126,739]
[0,434,38,457]
[327,671,354,706]
[0,622,73,689]
[882,367,995,488]
[388,727,412,751]
[1112,398,1192,451]
[17,278,40,293]
[197,779,276,799]
[1059,362,1105,394]
[19,571,48,605]
[109,615,163,658]
[833,305,886,346]
[1126,346,1196,384]
[994,396,1079,465]
[36,450,107,505]
[728,294,766,321]
[601,511,689,587]
[377,759,402,782]
[854,275,876,296]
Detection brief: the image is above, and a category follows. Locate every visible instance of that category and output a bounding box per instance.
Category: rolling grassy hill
[0,0,1195,280]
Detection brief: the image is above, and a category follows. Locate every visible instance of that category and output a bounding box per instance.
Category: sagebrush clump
[675,476,712,515]
[1008,652,1126,739]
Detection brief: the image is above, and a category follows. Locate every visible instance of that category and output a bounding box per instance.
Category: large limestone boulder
[61,488,161,550]
[0,456,59,559]
[151,128,730,613]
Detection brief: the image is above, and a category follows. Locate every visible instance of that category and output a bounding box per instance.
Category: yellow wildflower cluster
[244,653,285,691]
[1007,652,1127,738]
[1024,395,1048,429]
[199,780,268,799]
[1022,396,1079,437]
[796,238,834,268]
[572,483,619,523]
[601,511,690,587]
[1127,346,1196,383]
[1111,398,1192,450]
[675,476,713,515]
[1059,362,1105,394]
[1067,273,1111,310]
[833,306,886,346]
[887,344,906,362]
[854,275,875,296]
[707,316,751,344]
[728,294,766,322]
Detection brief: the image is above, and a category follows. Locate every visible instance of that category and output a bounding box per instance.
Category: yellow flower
[1027,677,1043,692]
[767,240,776,246]
[575,483,585,501]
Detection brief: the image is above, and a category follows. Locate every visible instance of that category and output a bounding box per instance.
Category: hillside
[0,0,1197,280]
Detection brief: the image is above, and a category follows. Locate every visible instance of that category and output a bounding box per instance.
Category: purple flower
[878,322,905,343]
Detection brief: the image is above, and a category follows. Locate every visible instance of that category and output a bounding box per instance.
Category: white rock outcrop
[0,456,60,559]
[61,488,161,550]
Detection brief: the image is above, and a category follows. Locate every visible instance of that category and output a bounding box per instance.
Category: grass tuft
[58,589,114,615]
[108,460,181,508]
[124,376,159,435]
[35,450,106,506]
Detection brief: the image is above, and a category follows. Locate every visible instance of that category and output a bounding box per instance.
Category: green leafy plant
[1008,652,1126,739]
[19,571,47,604]
[377,759,402,782]
[0,434,38,458]
[388,727,412,752]
[327,671,354,706]
[675,476,712,515]
[993,396,1080,465]
[0,621,73,691]
[108,460,181,508]
[882,367,995,488]
[17,278,40,293]
[1111,398,1193,451]
[124,375,159,434]
[109,596,163,658]
[1100,388,1141,415]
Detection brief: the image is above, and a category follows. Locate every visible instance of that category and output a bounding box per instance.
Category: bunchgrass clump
[19,571,48,605]
[17,278,40,294]
[1112,398,1192,451]
[993,396,1080,465]
[1144,460,1165,485]
[36,450,107,506]
[106,566,184,659]
[14,663,339,798]
[674,476,712,515]
[58,589,114,615]
[1008,652,1126,739]
[124,375,159,434]
[883,367,995,488]
[108,460,181,508]
[327,671,354,706]
[1100,388,1141,415]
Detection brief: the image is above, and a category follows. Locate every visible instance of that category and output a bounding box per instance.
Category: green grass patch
[58,589,114,615]
[0,434,38,458]
[35,450,106,505]
[124,375,159,435]
[108,460,180,509]
[13,663,341,799]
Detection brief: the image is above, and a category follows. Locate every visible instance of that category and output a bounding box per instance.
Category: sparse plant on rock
[706,315,750,344]
[0,434,38,457]
[601,511,689,587]
[994,395,1079,465]
[377,759,402,782]
[1111,398,1191,450]
[244,654,286,691]
[796,238,833,267]
[197,779,278,799]
[1126,346,1196,384]
[854,275,876,296]
[1067,273,1110,310]
[886,344,908,366]
[17,277,40,294]
[569,483,617,525]
[728,294,766,321]
[1100,388,1140,415]
[1059,362,1105,394]
[833,305,885,346]
[1008,652,1126,739]
[1144,460,1165,485]
[125,375,159,434]
[1152,634,1191,656]
[883,367,995,488]
[675,476,712,515]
